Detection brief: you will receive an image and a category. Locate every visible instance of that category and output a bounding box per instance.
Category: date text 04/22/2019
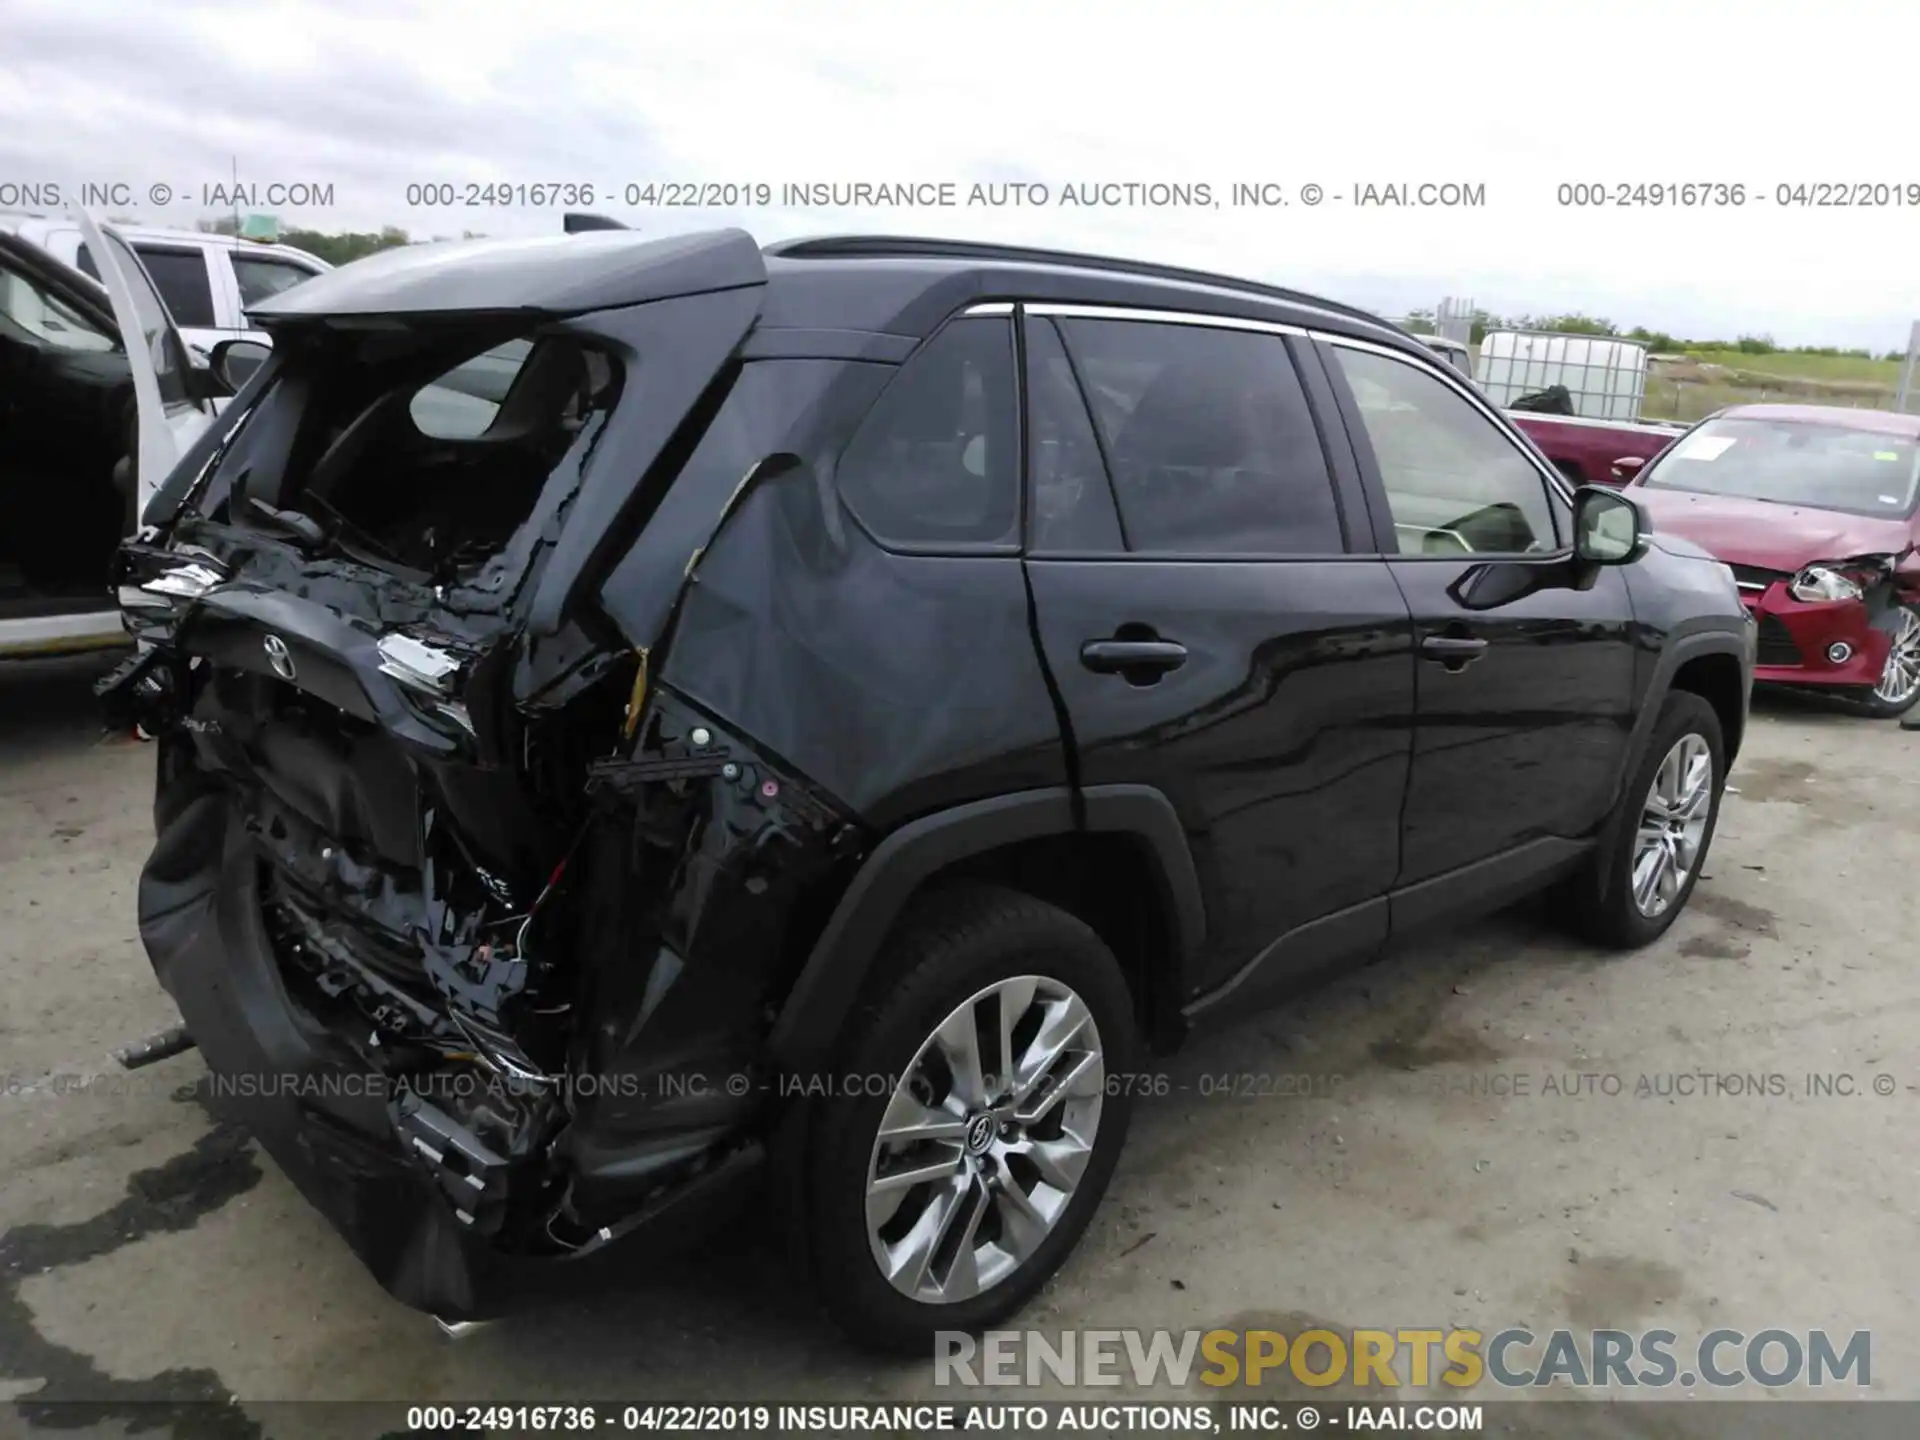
[1557,180,1920,206]
[396,1402,1484,1433]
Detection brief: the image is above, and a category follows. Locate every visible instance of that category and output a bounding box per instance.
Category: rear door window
[130,246,218,329]
[835,316,1019,549]
[1053,317,1345,555]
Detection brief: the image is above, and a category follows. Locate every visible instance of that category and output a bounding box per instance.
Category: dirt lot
[3,653,1918,1434]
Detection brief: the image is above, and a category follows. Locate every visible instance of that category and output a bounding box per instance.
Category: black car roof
[246,228,768,326]
[243,225,1418,358]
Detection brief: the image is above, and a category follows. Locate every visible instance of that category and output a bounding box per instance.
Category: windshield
[1641,415,1920,518]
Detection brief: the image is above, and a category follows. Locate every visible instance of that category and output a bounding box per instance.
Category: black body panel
[767,784,1204,1074]
[660,479,1067,830]
[1026,557,1416,996]
[1382,558,1637,883]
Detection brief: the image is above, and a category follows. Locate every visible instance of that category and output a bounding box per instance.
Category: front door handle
[1419,633,1489,670]
[1081,637,1188,680]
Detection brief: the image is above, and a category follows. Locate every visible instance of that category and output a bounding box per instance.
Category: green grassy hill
[1645,351,1908,422]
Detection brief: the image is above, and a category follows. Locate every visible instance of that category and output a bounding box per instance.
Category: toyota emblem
[964,1113,996,1155]
[263,634,297,682]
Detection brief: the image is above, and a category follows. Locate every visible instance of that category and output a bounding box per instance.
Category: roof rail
[762,234,1404,335]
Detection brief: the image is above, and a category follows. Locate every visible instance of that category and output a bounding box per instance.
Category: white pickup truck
[0,214,329,362]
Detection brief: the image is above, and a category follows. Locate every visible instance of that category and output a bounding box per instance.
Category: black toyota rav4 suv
[101,228,1754,1350]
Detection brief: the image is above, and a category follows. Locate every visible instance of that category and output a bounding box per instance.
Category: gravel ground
[3,653,1916,1436]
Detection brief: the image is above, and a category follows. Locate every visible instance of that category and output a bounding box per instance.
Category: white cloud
[2,0,1917,346]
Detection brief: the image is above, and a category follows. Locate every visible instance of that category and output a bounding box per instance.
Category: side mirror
[1574,485,1648,566]
[1610,454,1648,482]
[209,338,271,395]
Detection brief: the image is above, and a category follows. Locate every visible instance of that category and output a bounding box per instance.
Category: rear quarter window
[834,317,1020,550]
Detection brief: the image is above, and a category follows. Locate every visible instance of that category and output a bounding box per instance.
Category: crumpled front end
[1734,552,1916,689]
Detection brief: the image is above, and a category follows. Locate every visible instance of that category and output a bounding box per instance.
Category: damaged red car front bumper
[1731,561,1912,689]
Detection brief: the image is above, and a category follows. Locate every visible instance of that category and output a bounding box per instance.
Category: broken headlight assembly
[1789,559,1891,604]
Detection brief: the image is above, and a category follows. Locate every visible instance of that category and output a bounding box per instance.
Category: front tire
[1568,691,1725,948]
[802,884,1136,1353]
[1846,604,1920,718]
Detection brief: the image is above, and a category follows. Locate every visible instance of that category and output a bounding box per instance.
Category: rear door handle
[1080,639,1189,677]
[1419,634,1489,669]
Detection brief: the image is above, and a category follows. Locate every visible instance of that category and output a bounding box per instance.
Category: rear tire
[1567,691,1725,948]
[801,883,1136,1353]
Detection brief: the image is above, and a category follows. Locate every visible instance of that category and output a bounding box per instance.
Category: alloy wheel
[864,975,1105,1304]
[1631,733,1714,918]
[1872,607,1920,706]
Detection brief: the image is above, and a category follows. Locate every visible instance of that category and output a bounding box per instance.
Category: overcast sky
[3,0,1917,349]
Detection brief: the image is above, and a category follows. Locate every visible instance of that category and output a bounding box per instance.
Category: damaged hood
[1630,485,1914,571]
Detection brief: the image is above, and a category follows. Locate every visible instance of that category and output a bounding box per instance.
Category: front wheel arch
[1591,630,1749,900]
[1670,650,1749,761]
[1567,689,1727,948]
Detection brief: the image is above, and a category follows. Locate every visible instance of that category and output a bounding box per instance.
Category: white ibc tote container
[1475,331,1649,421]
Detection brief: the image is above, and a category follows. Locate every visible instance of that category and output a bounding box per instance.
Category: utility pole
[1897,320,1920,413]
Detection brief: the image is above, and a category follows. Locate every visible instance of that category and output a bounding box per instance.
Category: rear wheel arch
[766,785,1204,1075]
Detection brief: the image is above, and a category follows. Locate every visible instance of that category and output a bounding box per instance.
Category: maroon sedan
[1619,403,1920,717]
